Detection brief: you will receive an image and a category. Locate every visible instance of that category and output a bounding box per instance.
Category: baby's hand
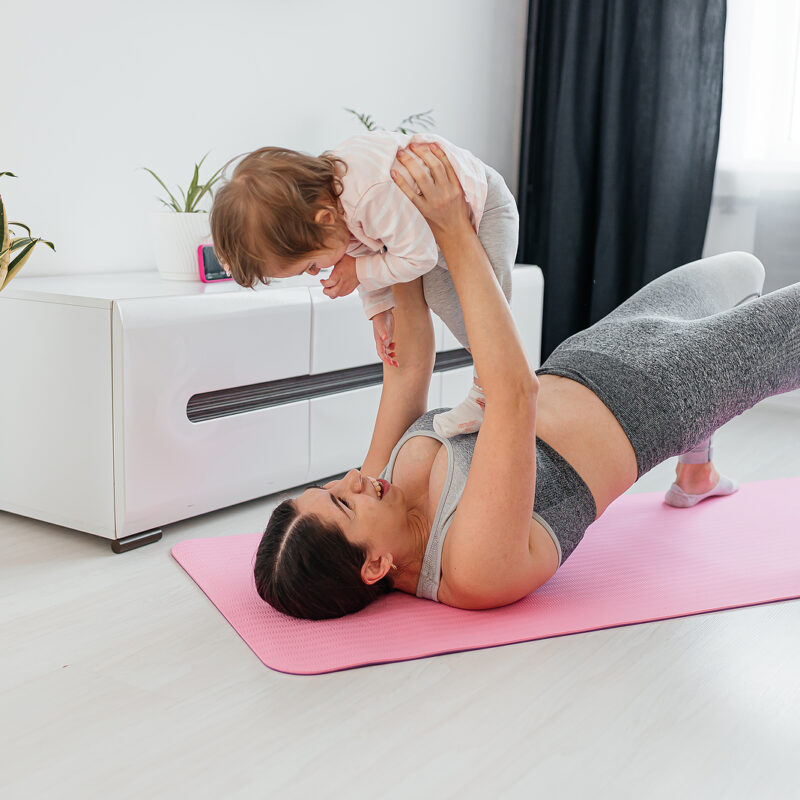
[321,254,359,298]
[371,310,397,367]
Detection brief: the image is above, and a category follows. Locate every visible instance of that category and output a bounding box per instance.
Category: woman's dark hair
[254,498,394,620]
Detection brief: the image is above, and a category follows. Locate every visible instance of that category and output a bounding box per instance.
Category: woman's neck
[390,506,431,596]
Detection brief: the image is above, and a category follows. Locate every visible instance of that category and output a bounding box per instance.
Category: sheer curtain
[704,0,800,292]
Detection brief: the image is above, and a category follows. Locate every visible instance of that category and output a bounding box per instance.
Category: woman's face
[294,469,406,551]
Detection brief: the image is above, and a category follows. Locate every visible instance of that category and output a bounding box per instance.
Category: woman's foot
[664,461,739,508]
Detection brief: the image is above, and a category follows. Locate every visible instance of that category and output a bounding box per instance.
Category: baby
[209,130,519,438]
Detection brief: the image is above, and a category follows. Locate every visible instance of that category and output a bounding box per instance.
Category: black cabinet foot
[111,529,163,553]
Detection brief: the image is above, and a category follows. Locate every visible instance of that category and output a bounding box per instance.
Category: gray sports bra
[379,409,597,601]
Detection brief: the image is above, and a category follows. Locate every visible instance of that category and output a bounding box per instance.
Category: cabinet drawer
[310,288,379,373]
[113,289,312,534]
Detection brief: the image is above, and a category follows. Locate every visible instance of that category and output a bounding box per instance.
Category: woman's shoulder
[437,436,560,609]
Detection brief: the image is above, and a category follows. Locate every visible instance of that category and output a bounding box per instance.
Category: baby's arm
[349,178,441,365]
[320,254,359,298]
[371,310,396,367]
[353,179,440,292]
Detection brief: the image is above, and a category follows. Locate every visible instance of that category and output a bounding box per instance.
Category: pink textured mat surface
[172,478,800,674]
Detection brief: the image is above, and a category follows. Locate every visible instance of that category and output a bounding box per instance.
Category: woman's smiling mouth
[367,476,390,500]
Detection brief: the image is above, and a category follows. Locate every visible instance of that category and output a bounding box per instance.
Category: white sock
[433,378,485,438]
[664,474,739,508]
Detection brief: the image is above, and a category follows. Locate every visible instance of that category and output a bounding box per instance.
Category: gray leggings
[538,252,800,477]
[423,164,518,350]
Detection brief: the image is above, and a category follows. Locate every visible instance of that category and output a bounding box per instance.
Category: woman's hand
[391,143,474,245]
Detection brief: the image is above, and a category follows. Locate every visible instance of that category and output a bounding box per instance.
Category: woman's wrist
[431,217,478,260]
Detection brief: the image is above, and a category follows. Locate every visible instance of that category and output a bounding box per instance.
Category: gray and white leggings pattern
[538,252,800,477]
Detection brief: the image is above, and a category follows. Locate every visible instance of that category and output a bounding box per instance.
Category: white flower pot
[149,211,212,281]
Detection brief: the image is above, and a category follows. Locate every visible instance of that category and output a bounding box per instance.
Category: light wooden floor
[2,401,799,800]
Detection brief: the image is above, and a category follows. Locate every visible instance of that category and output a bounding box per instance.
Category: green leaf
[185,162,201,212]
[0,172,18,179]
[187,156,224,213]
[188,153,212,210]
[395,109,435,134]
[139,166,181,211]
[189,175,223,212]
[1,239,36,290]
[344,107,381,131]
[157,196,180,212]
[203,162,226,187]
[9,221,32,237]
[0,195,8,268]
[3,236,56,254]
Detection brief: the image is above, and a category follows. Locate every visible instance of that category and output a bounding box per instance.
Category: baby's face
[273,231,350,279]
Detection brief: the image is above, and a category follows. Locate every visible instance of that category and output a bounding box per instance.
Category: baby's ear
[314,206,336,226]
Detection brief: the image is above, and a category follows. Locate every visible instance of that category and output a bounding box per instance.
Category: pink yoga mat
[171,478,800,675]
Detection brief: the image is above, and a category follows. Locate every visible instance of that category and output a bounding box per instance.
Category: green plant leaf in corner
[9,221,33,237]
[2,238,55,291]
[186,152,214,212]
[190,162,226,213]
[396,109,435,135]
[139,167,181,212]
[0,195,9,273]
[185,160,202,212]
[344,108,381,131]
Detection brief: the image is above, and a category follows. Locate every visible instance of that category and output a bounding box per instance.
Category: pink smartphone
[197,244,232,282]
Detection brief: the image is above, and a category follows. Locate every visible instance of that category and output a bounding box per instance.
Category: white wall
[5,0,529,277]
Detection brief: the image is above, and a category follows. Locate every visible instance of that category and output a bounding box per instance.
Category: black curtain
[518,0,727,359]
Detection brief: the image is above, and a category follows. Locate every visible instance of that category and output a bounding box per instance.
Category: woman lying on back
[253,141,800,619]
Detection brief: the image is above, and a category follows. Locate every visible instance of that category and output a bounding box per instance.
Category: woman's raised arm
[392,144,545,607]
[360,278,435,478]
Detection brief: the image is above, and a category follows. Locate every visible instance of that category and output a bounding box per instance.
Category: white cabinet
[112,289,312,537]
[0,266,543,550]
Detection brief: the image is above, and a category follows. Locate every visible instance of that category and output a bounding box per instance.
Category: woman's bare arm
[360,278,435,478]
[393,143,547,607]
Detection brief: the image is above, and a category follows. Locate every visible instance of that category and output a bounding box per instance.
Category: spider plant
[139,152,225,212]
[0,172,56,291]
[344,108,435,135]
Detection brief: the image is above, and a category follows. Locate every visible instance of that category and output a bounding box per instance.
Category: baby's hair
[209,147,348,288]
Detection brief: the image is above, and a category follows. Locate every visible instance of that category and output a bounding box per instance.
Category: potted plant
[141,153,226,281]
[0,172,55,291]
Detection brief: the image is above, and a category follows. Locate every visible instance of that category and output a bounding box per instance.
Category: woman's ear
[361,553,392,586]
